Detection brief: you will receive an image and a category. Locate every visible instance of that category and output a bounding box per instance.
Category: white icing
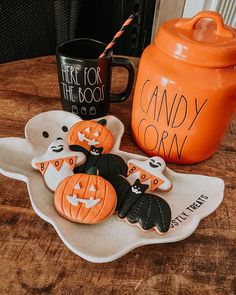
[90,150,100,156]
[31,139,86,191]
[67,195,100,208]
[127,156,172,191]
[66,194,79,206]
[77,132,100,146]
[89,185,96,192]
[74,183,81,190]
[131,187,142,194]
[94,131,99,137]
[85,127,91,133]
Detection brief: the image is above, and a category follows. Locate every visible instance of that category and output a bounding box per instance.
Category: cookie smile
[67,194,100,208]
[131,187,142,194]
[90,150,100,156]
[149,162,159,168]
[78,132,100,146]
[51,145,64,153]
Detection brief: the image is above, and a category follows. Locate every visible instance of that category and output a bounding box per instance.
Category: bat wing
[97,154,127,178]
[108,175,130,211]
[76,153,127,180]
[126,193,171,233]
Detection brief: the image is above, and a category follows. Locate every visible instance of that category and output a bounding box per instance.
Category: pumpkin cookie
[67,119,114,153]
[54,167,117,224]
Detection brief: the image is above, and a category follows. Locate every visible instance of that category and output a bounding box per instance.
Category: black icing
[42,131,49,138]
[62,126,68,132]
[71,145,127,179]
[52,147,64,153]
[90,145,103,155]
[149,161,161,168]
[131,179,149,194]
[108,175,172,233]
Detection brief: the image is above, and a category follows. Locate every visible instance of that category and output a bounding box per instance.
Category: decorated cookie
[31,139,86,191]
[127,156,172,192]
[54,167,117,224]
[109,175,171,234]
[67,119,114,153]
[70,145,127,179]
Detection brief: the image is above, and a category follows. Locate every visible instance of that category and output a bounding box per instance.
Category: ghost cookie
[67,118,114,153]
[31,138,86,191]
[127,156,172,192]
[54,167,117,224]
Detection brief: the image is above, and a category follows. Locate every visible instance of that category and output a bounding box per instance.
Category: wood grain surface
[0,56,235,295]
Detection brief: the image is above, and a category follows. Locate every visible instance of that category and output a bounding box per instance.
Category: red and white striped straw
[99,14,135,59]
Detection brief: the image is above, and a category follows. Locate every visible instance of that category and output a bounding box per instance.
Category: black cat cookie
[70,145,127,179]
[108,175,172,234]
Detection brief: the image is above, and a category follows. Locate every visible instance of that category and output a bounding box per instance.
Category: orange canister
[131,11,236,164]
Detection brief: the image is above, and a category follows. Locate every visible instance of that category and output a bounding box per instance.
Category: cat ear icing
[133,179,142,186]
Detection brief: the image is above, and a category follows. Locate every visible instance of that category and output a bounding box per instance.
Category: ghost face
[148,157,166,170]
[25,110,81,152]
[45,138,76,159]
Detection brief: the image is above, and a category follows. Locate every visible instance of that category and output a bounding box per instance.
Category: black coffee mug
[56,38,135,119]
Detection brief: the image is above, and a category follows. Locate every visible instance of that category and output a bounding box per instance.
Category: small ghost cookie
[127,156,172,192]
[31,138,86,191]
[67,118,114,153]
[54,167,117,224]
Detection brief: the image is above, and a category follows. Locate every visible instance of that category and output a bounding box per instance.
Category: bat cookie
[109,175,172,234]
[127,156,172,192]
[67,118,114,153]
[31,138,86,191]
[54,167,117,224]
[70,145,127,179]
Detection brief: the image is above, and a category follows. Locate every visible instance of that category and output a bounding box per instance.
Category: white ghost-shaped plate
[0,110,224,263]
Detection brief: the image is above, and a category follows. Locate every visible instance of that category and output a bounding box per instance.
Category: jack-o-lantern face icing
[54,167,117,224]
[67,119,114,153]
[127,156,172,192]
[31,139,86,191]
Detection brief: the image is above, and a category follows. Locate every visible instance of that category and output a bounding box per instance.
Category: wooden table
[0,56,235,294]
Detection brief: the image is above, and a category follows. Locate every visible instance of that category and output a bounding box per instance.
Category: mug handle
[110,57,135,103]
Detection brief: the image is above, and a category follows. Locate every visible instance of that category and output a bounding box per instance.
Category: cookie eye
[150,159,155,162]
[85,127,91,133]
[94,131,100,137]
[89,185,96,192]
[42,131,49,138]
[74,183,81,190]
[62,126,68,132]
[157,162,161,166]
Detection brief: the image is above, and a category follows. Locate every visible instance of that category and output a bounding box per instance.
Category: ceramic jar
[131,11,236,163]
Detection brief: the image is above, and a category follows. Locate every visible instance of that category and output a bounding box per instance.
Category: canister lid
[154,11,236,67]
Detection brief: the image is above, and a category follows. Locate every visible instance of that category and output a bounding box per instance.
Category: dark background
[0,0,156,63]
